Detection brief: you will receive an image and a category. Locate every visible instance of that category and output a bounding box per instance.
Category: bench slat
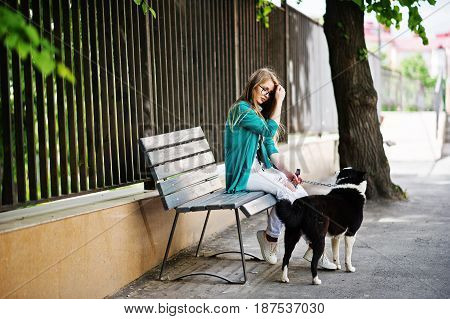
[162,177,223,210]
[222,191,267,210]
[189,192,250,211]
[157,164,218,196]
[148,139,211,167]
[205,192,259,210]
[152,151,216,180]
[140,127,204,152]
[240,194,277,218]
[176,189,226,212]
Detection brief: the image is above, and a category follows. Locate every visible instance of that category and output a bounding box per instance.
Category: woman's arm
[269,153,302,188]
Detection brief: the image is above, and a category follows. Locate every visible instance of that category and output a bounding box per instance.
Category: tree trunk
[323,0,405,199]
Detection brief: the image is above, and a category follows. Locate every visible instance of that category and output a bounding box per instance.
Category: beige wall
[0,197,236,299]
[0,136,338,298]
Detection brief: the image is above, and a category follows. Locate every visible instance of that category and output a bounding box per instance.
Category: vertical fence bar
[133,5,146,179]
[72,0,87,191]
[103,0,120,185]
[96,0,113,186]
[164,0,175,132]
[0,35,13,205]
[139,9,154,188]
[111,0,127,183]
[89,0,105,187]
[180,1,190,130]
[32,0,49,198]
[233,0,240,99]
[42,0,59,197]
[174,1,185,129]
[168,0,180,129]
[124,0,140,181]
[54,0,69,195]
[118,0,134,181]
[204,0,212,150]
[80,0,97,189]
[153,0,163,134]
[197,0,205,128]
[21,0,38,200]
[217,0,224,162]
[144,8,157,136]
[61,0,79,193]
[191,0,199,127]
[200,0,209,137]
[9,0,26,203]
[211,0,219,160]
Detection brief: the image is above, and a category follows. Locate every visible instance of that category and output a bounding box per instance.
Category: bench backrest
[140,127,223,210]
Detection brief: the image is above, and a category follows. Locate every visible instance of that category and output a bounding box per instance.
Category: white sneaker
[303,247,337,270]
[256,230,278,264]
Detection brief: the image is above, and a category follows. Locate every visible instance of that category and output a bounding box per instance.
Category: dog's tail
[276,199,304,228]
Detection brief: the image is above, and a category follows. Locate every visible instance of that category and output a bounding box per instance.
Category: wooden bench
[139,126,277,284]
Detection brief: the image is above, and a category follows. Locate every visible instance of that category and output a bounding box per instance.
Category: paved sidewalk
[110,157,450,299]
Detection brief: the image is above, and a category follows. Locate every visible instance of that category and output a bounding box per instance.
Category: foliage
[0,1,156,84]
[256,0,302,28]
[400,54,436,88]
[0,6,75,83]
[357,47,369,61]
[134,0,156,18]
[256,0,276,28]
[256,0,435,45]
[352,0,437,45]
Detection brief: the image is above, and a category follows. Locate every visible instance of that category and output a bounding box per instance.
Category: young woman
[224,68,336,269]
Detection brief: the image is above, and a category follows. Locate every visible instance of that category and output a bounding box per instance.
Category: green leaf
[16,41,32,59]
[32,50,56,76]
[134,0,143,5]
[352,0,365,10]
[24,25,40,46]
[142,1,149,15]
[4,34,20,48]
[149,7,156,19]
[57,63,75,84]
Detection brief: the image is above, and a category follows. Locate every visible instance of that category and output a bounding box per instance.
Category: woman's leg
[246,167,309,238]
[266,184,308,237]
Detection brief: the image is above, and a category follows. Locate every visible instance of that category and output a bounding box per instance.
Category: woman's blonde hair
[228,67,285,142]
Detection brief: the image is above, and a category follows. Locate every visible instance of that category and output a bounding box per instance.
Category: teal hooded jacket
[224,101,279,193]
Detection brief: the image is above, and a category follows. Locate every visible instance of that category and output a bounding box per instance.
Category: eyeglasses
[259,85,274,97]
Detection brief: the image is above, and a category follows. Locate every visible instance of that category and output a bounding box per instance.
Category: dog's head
[335,167,366,186]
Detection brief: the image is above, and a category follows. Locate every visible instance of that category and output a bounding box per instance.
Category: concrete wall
[0,136,338,298]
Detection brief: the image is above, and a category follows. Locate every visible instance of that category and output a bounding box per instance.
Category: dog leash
[295,168,337,188]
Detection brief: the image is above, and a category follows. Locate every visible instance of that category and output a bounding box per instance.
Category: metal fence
[369,54,436,111]
[0,0,338,210]
[287,8,337,134]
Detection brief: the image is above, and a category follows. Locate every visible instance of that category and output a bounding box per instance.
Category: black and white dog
[276,168,367,285]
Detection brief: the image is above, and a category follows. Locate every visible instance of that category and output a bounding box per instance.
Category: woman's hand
[284,171,302,186]
[274,84,286,105]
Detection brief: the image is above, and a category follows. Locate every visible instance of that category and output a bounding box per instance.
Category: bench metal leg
[197,209,261,261]
[159,208,255,284]
[235,208,247,283]
[195,210,211,257]
[159,211,180,280]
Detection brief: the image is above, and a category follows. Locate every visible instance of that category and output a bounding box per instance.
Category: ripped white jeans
[245,157,308,238]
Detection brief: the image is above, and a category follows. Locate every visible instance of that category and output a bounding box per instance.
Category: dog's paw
[335,263,342,270]
[312,276,322,285]
[281,266,289,283]
[345,264,356,272]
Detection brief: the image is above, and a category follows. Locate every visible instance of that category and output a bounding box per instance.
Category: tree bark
[323,0,405,199]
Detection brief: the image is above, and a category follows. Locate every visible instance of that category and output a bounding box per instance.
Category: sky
[284,0,450,39]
